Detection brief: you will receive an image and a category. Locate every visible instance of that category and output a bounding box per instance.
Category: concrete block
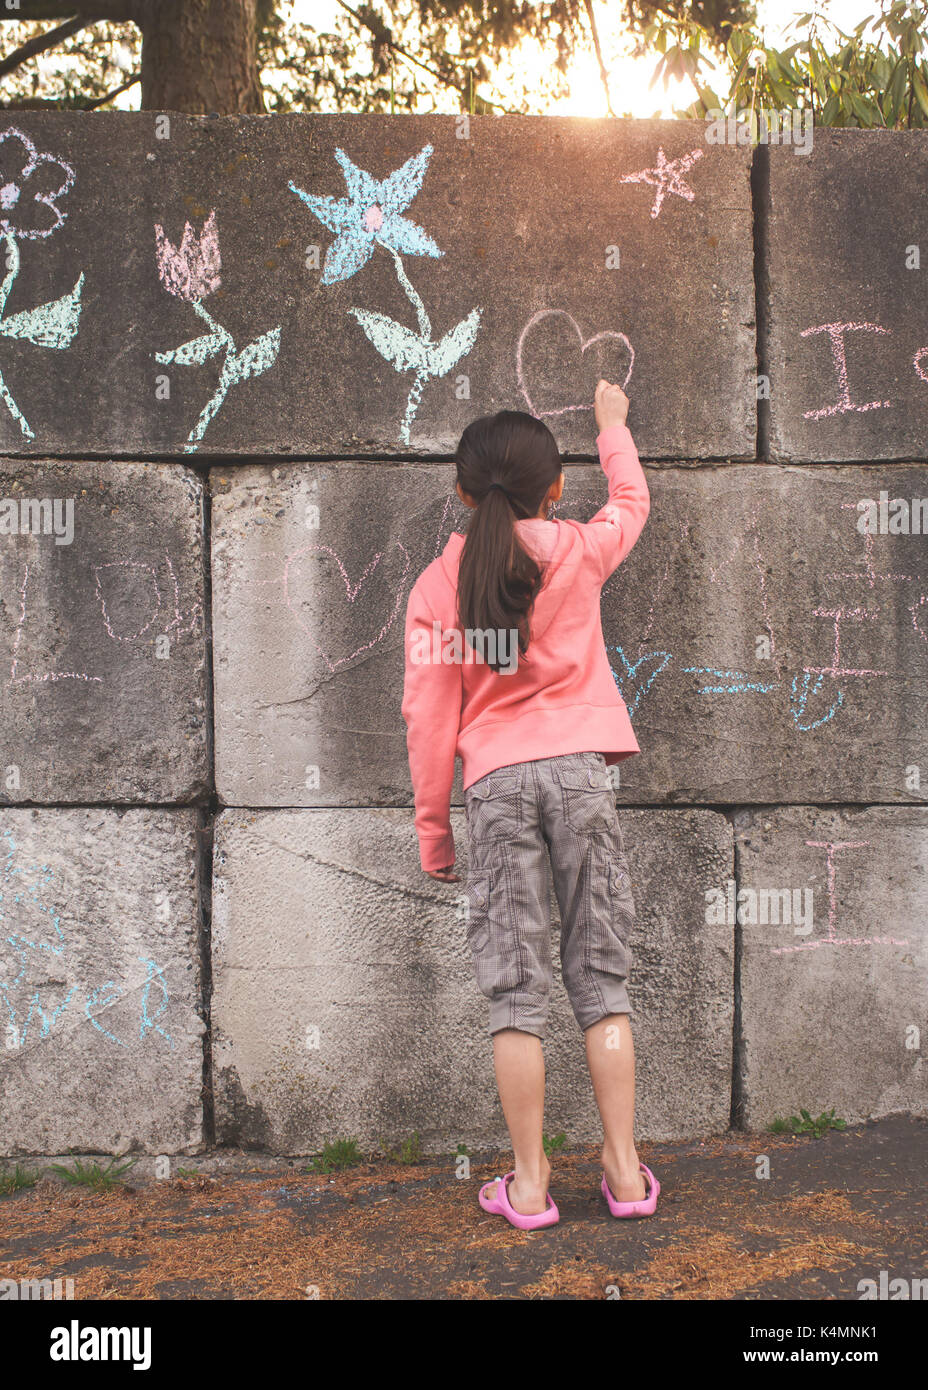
[737,805,928,1127]
[0,808,205,1155]
[211,459,928,809]
[766,129,928,461]
[211,806,733,1153]
[210,460,467,806]
[1,114,753,459]
[0,459,209,802]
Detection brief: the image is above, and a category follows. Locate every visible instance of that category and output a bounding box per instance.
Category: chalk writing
[6,552,201,687]
[564,492,926,734]
[290,144,482,444]
[770,839,909,954]
[608,645,673,717]
[153,209,281,454]
[0,127,84,441]
[0,827,174,1049]
[619,146,704,219]
[800,321,893,419]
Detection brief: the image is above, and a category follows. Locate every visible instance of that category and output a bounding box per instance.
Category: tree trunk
[136,0,264,113]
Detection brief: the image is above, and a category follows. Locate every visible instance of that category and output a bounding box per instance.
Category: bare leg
[483,1028,551,1215]
[585,1013,646,1201]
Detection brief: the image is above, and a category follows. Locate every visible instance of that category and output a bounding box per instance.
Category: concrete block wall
[0,114,925,1156]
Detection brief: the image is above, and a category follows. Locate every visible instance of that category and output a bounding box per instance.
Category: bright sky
[295,0,884,117]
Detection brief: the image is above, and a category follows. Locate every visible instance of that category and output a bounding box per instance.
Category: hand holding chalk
[595,378,629,432]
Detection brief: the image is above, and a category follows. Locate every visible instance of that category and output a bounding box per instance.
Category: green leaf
[768,77,795,104]
[821,92,841,124]
[913,71,928,117]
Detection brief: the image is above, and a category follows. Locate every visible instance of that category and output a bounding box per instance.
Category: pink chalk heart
[517,309,635,418]
[283,541,410,673]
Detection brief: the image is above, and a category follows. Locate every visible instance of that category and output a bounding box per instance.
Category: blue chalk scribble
[139,955,173,1048]
[0,828,173,1050]
[789,671,844,731]
[608,645,673,718]
[683,666,780,695]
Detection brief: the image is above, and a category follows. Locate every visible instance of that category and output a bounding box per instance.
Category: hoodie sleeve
[401,577,463,872]
[585,423,651,583]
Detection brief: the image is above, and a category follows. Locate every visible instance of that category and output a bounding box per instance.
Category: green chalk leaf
[233,325,282,383]
[0,271,84,350]
[155,331,225,367]
[427,307,482,378]
[349,307,432,375]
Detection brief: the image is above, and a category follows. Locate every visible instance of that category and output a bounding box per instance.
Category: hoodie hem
[457,703,641,790]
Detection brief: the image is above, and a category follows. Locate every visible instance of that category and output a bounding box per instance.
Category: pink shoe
[601,1162,660,1218]
[478,1171,560,1230]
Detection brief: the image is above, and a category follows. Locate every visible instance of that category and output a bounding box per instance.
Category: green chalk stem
[0,231,84,441]
[155,298,281,455]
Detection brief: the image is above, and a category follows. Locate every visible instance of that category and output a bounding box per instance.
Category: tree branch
[83,71,139,106]
[583,0,615,115]
[334,0,511,111]
[0,2,137,21]
[0,17,90,78]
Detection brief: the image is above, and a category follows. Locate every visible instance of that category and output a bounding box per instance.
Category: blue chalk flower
[289,144,442,284]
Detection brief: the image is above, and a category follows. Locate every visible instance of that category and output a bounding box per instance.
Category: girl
[401,378,657,1231]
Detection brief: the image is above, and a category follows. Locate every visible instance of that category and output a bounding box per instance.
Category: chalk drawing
[6,552,202,687]
[800,321,892,419]
[914,345,928,383]
[619,147,704,219]
[770,839,908,954]
[573,494,923,735]
[153,209,281,454]
[827,499,923,588]
[608,646,673,718]
[0,128,84,440]
[290,144,482,444]
[85,981,128,1047]
[517,310,634,418]
[282,541,411,674]
[139,956,173,1047]
[8,563,101,687]
[0,826,173,1049]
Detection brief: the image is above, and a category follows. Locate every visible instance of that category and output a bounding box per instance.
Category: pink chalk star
[620,146,704,219]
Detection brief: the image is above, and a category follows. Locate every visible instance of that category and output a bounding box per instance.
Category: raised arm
[585,379,650,583]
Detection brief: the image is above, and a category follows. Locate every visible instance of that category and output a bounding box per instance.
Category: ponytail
[455,411,562,673]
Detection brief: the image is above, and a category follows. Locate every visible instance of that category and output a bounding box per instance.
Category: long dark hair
[455,410,562,672]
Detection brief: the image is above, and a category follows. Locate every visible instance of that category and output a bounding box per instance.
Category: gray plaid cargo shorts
[463,750,635,1040]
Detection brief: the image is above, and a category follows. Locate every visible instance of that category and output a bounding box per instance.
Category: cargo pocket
[584,841,634,976]
[464,866,520,997]
[464,763,525,846]
[555,756,617,836]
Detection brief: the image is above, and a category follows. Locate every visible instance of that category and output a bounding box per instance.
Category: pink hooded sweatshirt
[401,422,650,871]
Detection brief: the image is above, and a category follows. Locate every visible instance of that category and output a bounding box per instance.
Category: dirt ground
[1,1115,925,1300]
